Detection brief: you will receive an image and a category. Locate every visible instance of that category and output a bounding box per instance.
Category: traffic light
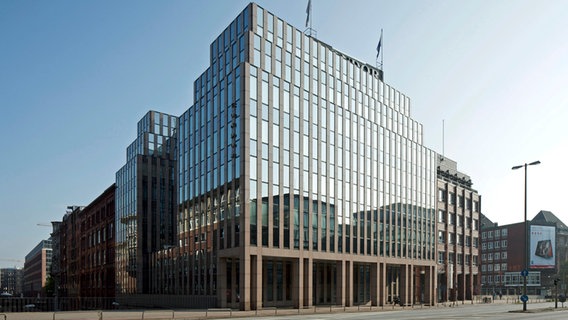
[554,279,559,285]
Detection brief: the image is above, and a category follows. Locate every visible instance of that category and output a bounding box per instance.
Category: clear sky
[1,0,567,268]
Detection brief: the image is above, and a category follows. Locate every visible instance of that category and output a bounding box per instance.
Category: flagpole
[305,0,316,38]
[380,29,384,70]
[375,29,384,70]
[310,0,313,31]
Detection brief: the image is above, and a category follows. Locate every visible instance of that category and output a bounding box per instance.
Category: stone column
[250,255,262,310]
[292,258,303,308]
[379,262,386,306]
[336,260,345,306]
[239,255,251,310]
[304,258,313,307]
[424,266,433,306]
[346,260,353,307]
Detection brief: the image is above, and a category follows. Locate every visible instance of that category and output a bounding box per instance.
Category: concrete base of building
[217,254,438,311]
[116,294,216,309]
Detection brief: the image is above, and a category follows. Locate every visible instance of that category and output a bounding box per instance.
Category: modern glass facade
[115,111,177,295]
[175,3,438,310]
[176,5,249,299]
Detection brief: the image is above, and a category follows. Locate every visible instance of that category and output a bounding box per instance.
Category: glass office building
[175,3,437,310]
[115,111,178,296]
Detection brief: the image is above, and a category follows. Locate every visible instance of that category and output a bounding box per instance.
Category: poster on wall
[530,225,555,269]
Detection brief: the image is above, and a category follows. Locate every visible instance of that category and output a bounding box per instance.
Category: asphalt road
[252,302,568,320]
[1,301,567,320]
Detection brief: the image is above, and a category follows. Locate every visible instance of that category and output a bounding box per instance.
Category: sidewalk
[1,299,562,320]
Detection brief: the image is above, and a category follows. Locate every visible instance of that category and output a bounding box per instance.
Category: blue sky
[1,0,567,268]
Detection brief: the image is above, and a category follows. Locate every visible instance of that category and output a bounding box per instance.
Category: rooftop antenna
[304,0,317,38]
[442,119,445,157]
[376,29,383,70]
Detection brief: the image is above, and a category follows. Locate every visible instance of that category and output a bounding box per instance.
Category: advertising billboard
[530,225,556,269]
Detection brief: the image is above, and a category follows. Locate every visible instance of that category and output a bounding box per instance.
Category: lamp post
[512,160,540,312]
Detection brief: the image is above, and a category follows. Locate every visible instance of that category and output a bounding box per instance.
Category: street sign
[520,295,529,302]
[521,269,528,277]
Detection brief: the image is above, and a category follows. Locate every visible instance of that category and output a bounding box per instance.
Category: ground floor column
[239,255,251,310]
[379,262,386,306]
[303,257,313,307]
[292,258,303,308]
[250,255,262,310]
[424,265,434,306]
[336,260,345,306]
[346,260,353,307]
[409,264,415,305]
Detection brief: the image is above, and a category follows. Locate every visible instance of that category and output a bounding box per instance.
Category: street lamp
[512,160,540,312]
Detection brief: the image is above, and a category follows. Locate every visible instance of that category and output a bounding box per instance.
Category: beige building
[436,156,481,302]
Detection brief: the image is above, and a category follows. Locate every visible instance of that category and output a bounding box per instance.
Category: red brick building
[56,184,116,304]
[79,184,116,298]
[480,210,568,297]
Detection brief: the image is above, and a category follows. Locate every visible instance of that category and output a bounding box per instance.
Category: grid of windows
[244,5,436,259]
[172,3,441,303]
[116,111,178,294]
[177,3,436,263]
